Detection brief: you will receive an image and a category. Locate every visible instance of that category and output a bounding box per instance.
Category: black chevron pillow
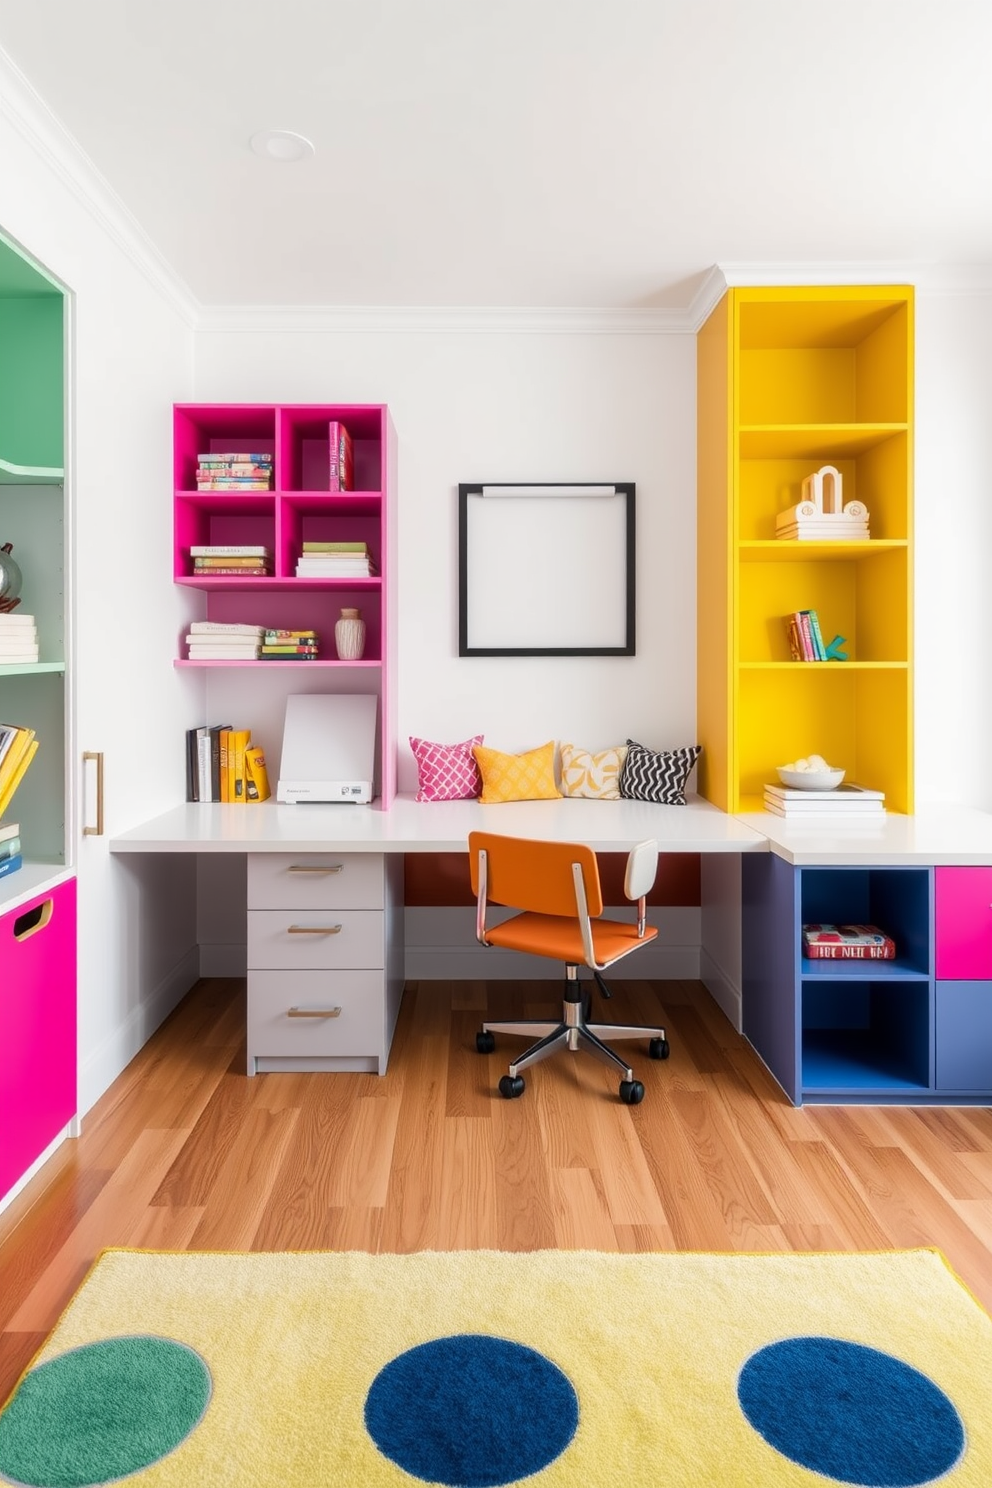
[618,740,702,804]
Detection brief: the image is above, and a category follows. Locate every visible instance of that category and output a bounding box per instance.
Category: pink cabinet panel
[935,866,992,980]
[0,877,76,1201]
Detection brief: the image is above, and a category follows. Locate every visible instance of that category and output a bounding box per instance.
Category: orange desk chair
[470,831,670,1105]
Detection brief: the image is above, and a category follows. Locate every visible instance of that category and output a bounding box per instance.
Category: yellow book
[231,728,251,803]
[244,745,271,803]
[0,727,35,801]
[218,728,231,803]
[0,737,38,818]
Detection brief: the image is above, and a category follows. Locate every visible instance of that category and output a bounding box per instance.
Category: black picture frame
[457,481,635,657]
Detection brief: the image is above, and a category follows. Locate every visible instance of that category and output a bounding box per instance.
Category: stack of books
[260,629,319,661]
[185,725,271,803]
[185,621,265,660]
[763,782,886,819]
[295,541,376,578]
[190,545,273,578]
[785,610,827,661]
[196,453,273,490]
[802,923,896,959]
[0,722,39,824]
[328,421,353,492]
[0,612,39,664]
[0,820,22,880]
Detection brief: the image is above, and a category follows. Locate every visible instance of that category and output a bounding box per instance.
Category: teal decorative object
[825,635,848,661]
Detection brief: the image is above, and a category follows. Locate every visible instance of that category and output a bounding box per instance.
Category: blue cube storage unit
[742,853,935,1106]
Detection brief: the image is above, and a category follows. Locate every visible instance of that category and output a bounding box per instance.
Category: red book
[328,420,354,492]
[802,924,896,959]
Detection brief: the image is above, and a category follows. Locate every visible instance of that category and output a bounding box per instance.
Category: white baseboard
[78,947,200,1117]
[700,945,743,1032]
[0,1121,75,1218]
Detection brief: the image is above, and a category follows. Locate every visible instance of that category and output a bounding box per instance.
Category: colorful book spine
[803,609,828,661]
[197,453,272,463]
[189,546,272,558]
[328,421,354,492]
[0,853,23,879]
[0,834,22,861]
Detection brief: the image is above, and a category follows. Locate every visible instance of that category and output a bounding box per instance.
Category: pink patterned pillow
[410,734,484,802]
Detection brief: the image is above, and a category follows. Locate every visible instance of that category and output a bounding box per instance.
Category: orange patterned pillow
[472,741,561,804]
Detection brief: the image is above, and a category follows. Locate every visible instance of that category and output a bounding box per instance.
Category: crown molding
[716,260,992,298]
[0,44,199,327]
[194,303,695,335]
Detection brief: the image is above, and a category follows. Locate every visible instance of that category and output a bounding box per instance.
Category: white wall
[915,289,992,811]
[194,324,698,779]
[0,59,202,1114]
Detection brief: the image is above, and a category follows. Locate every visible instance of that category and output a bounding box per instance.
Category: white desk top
[109,795,992,865]
[109,792,769,855]
[739,803,992,865]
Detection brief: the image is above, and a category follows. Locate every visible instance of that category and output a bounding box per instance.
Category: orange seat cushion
[484,911,657,967]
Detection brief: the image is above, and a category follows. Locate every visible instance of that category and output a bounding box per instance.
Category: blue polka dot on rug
[364,1333,579,1486]
[737,1334,965,1486]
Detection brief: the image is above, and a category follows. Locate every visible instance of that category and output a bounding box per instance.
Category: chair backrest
[468,832,604,918]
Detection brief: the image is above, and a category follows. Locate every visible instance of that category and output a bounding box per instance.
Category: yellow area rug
[1,1247,991,1487]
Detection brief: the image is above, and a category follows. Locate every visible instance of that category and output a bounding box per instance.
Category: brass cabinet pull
[288,864,344,874]
[82,751,104,836]
[287,1006,342,1018]
[287,924,343,934]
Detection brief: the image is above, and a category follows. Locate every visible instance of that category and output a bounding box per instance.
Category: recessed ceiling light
[249,130,315,162]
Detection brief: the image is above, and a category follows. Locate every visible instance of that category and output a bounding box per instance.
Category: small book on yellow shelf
[0,737,38,818]
[244,745,271,802]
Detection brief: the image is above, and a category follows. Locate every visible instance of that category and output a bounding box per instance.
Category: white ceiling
[1,0,991,311]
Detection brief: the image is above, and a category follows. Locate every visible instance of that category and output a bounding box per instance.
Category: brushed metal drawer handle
[287,924,343,934]
[288,864,345,874]
[287,1006,342,1018]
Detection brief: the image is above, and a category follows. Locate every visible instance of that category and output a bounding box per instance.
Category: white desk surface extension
[109,792,770,855]
[739,803,992,866]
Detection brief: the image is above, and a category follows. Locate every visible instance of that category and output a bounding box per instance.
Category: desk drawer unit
[246,852,404,1076]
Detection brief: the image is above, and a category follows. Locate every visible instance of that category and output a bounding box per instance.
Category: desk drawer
[248,970,384,1056]
[247,908,384,970]
[247,853,384,911]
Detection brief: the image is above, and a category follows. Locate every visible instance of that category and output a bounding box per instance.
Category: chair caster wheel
[499,1075,525,1099]
[476,1031,495,1054]
[649,1037,670,1060]
[619,1079,645,1105]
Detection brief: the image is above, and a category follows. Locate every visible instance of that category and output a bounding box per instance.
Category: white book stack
[763,782,886,818]
[0,613,40,664]
[185,620,265,661]
[295,555,375,577]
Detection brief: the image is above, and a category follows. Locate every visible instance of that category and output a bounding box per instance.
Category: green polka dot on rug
[0,1334,212,1488]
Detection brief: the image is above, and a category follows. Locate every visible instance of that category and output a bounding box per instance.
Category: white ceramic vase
[334,607,366,660]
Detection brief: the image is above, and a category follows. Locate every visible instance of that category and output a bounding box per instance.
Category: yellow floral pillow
[473,741,561,804]
[559,742,628,799]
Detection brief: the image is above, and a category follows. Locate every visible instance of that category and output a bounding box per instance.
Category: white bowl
[777,766,846,791]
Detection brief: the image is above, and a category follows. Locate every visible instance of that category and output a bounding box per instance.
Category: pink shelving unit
[174,403,397,807]
[0,878,77,1203]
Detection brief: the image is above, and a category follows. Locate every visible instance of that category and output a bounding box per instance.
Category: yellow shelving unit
[697,285,914,814]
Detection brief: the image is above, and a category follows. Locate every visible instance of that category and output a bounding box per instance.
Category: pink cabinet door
[0,878,77,1201]
[935,866,992,980]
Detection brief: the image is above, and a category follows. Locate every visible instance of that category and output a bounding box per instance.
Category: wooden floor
[3,974,992,1403]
